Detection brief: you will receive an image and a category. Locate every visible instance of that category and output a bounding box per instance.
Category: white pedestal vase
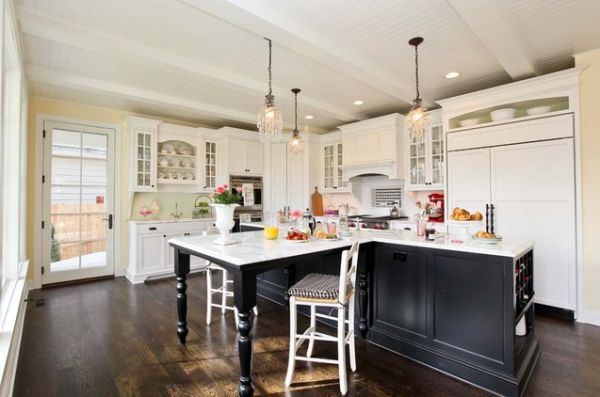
[211,203,239,245]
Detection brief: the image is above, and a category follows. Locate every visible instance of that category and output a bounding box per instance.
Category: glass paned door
[409,139,427,185]
[204,141,216,189]
[42,121,115,285]
[429,125,444,185]
[323,144,334,189]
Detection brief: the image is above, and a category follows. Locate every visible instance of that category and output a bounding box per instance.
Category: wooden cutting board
[311,186,324,216]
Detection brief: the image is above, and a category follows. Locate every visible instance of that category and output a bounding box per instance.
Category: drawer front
[167,221,207,234]
[137,223,167,234]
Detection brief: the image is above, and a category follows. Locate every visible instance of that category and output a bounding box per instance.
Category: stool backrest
[338,241,359,304]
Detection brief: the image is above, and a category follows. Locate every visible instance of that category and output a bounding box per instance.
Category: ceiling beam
[447,0,537,80]
[178,0,429,106]
[26,65,267,125]
[17,7,359,122]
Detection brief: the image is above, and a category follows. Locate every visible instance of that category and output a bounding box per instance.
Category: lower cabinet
[127,220,213,283]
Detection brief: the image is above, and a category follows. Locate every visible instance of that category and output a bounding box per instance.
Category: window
[1,0,27,303]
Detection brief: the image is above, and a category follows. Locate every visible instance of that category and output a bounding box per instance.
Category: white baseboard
[577,310,600,327]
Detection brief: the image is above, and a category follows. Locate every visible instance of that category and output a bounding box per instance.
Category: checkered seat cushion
[288,273,347,300]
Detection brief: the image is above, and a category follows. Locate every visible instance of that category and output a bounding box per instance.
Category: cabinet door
[287,149,304,209]
[447,148,491,218]
[372,244,428,340]
[322,144,335,190]
[245,140,263,174]
[335,142,349,190]
[138,233,165,272]
[491,139,576,310]
[228,139,246,174]
[132,129,156,191]
[407,133,428,188]
[269,143,288,212]
[428,124,445,187]
[203,140,217,190]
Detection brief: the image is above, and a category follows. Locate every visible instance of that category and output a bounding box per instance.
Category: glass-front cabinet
[322,142,350,192]
[203,140,217,190]
[132,128,157,191]
[406,110,444,191]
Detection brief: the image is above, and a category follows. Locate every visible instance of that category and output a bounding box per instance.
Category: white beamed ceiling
[17,0,600,131]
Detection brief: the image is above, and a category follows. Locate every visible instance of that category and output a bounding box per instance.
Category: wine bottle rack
[514,251,534,319]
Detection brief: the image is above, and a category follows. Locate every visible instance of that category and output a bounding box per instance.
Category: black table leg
[358,272,368,338]
[233,270,257,397]
[175,248,190,345]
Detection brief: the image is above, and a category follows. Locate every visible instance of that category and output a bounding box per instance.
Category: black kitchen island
[170,229,539,397]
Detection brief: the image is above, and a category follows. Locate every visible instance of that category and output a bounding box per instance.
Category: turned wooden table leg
[175,248,190,345]
[234,270,257,397]
[358,272,368,338]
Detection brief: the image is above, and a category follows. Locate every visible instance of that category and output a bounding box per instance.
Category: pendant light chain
[294,89,298,132]
[414,44,420,102]
[267,38,273,97]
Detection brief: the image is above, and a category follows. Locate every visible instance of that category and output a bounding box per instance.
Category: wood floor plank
[13,277,600,396]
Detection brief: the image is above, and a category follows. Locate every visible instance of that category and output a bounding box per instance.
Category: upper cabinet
[156,139,199,186]
[128,117,161,192]
[338,113,405,180]
[202,139,218,190]
[226,134,263,175]
[321,132,350,193]
[405,110,444,191]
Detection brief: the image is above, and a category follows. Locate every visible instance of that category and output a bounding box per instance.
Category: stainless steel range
[348,215,409,230]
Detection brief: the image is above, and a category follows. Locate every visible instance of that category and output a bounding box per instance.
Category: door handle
[103,214,113,229]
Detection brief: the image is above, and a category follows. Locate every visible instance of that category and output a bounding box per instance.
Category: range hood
[341,160,398,181]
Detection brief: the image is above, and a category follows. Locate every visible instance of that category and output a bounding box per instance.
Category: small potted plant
[211,185,242,245]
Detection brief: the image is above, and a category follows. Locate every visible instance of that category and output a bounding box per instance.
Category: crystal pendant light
[405,37,430,143]
[257,38,283,142]
[288,88,303,155]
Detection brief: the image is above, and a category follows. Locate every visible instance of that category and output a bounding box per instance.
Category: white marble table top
[169,230,534,267]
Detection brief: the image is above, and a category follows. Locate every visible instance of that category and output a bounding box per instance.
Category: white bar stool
[204,226,257,326]
[284,241,359,395]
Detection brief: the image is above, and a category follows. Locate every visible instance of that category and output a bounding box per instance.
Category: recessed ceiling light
[305,115,314,120]
[353,100,364,106]
[445,71,461,79]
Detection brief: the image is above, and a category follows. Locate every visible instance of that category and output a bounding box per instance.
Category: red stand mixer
[427,193,445,223]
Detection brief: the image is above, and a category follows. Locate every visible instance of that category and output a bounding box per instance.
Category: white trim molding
[578,311,600,327]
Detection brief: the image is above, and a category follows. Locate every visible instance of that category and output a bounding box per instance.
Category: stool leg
[348,295,357,372]
[221,269,228,314]
[284,297,297,387]
[234,306,239,328]
[337,306,348,395]
[206,267,212,325]
[253,306,258,316]
[307,305,316,358]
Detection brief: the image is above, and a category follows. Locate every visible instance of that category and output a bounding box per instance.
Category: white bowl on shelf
[460,118,479,127]
[159,158,169,167]
[490,108,516,122]
[526,105,552,116]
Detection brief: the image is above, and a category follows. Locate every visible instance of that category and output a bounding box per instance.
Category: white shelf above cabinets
[156,139,200,186]
[405,110,445,191]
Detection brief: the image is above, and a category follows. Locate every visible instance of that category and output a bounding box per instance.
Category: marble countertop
[169,230,534,267]
[130,217,214,224]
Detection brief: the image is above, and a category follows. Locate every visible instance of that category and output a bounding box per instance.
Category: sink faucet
[171,203,183,219]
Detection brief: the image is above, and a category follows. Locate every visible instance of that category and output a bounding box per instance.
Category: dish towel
[242,183,254,206]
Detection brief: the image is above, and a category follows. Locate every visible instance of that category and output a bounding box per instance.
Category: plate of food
[472,231,503,243]
[449,207,483,222]
[285,230,310,243]
[314,230,340,241]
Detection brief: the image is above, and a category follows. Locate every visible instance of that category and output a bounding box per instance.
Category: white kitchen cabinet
[322,142,350,192]
[267,142,306,212]
[202,140,218,190]
[127,220,212,283]
[446,116,576,311]
[405,111,445,191]
[228,139,263,175]
[128,117,161,192]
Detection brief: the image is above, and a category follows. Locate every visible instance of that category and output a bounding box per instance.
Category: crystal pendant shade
[258,94,283,142]
[404,36,430,143]
[288,87,303,155]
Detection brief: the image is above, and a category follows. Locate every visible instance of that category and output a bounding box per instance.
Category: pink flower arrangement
[212,184,242,205]
[290,209,303,220]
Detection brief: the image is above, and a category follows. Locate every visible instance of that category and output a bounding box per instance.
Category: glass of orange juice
[263,212,279,240]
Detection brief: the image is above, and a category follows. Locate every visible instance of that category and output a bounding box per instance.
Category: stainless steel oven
[230,175,263,232]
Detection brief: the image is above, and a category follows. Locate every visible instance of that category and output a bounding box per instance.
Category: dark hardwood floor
[14,276,600,397]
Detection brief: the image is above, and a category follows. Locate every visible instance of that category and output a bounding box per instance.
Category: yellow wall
[26,96,204,280]
[575,50,600,319]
